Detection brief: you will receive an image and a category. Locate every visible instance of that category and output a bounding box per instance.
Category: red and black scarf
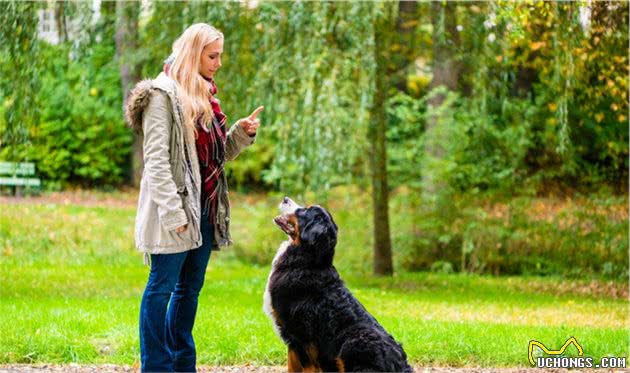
[164,64,227,223]
[196,77,227,222]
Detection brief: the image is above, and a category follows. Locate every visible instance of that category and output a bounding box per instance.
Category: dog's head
[274,197,338,267]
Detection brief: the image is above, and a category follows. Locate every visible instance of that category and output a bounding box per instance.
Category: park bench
[0,161,41,196]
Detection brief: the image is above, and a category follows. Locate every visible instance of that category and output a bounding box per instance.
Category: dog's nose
[283,197,289,204]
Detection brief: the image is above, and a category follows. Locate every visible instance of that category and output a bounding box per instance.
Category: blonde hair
[168,23,224,141]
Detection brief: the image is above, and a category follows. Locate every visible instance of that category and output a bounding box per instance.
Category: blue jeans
[139,211,214,373]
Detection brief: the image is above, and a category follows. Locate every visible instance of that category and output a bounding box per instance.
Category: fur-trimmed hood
[124,72,178,134]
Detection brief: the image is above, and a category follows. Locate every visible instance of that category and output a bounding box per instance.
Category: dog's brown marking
[271,307,284,328]
[272,309,283,326]
[335,357,345,372]
[288,214,300,246]
[302,344,321,372]
[288,348,303,372]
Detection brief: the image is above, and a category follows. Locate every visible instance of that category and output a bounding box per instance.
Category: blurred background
[0,1,627,367]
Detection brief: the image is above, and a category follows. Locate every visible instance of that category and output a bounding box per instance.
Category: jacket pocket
[214,179,232,246]
[177,189,199,242]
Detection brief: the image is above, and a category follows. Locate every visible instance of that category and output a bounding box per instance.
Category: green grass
[0,195,628,367]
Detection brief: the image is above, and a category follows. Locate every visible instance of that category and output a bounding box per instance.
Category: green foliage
[0,1,41,156]
[0,2,131,188]
[2,2,627,195]
[385,2,628,202]
[394,190,628,280]
[385,91,427,189]
[387,88,535,193]
[251,2,385,196]
[5,41,132,188]
[137,1,186,79]
[470,2,629,190]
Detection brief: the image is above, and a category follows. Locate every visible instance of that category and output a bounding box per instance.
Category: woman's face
[199,38,223,80]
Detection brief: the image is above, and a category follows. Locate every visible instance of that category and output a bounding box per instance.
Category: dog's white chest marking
[263,240,291,338]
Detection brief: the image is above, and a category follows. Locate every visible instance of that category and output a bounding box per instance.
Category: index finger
[248,106,264,120]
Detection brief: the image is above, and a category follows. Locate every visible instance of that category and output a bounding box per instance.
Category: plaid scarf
[196,77,227,222]
[164,63,227,223]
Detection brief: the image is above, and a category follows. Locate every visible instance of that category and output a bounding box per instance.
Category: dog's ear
[300,206,337,266]
[300,220,327,247]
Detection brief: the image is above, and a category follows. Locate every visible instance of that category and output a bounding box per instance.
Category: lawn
[0,191,627,367]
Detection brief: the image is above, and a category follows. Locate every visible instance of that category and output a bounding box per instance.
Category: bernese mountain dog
[263,197,412,372]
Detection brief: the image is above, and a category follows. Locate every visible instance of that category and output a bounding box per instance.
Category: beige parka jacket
[125,72,255,261]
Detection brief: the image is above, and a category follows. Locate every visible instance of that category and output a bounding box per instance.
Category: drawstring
[144,252,151,266]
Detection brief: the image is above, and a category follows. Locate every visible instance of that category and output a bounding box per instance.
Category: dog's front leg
[288,347,303,372]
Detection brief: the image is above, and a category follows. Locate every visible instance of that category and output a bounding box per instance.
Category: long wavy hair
[168,23,224,142]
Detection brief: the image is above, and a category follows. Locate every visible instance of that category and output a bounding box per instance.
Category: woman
[125,23,262,372]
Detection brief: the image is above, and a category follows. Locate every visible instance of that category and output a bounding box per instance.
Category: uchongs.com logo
[528,337,626,369]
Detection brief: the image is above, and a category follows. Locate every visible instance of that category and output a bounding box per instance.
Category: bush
[392,190,628,280]
[0,42,132,188]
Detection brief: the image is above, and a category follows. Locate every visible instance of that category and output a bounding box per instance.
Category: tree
[392,1,419,92]
[423,2,460,195]
[0,1,40,161]
[250,2,401,275]
[115,1,142,186]
[54,0,67,44]
[368,7,395,276]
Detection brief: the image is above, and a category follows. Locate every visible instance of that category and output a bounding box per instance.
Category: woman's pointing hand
[238,106,264,136]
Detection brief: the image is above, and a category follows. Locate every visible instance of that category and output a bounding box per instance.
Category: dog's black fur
[266,202,412,372]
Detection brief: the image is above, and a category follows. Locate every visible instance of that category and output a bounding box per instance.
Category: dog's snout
[279,197,302,215]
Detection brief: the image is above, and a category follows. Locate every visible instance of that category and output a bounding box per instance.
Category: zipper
[171,92,201,244]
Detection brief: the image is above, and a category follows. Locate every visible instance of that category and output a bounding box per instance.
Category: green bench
[0,161,42,196]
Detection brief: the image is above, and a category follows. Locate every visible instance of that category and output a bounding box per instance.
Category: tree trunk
[369,12,394,277]
[0,1,39,151]
[392,1,419,91]
[54,0,67,43]
[115,1,142,187]
[428,2,460,94]
[424,1,460,195]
